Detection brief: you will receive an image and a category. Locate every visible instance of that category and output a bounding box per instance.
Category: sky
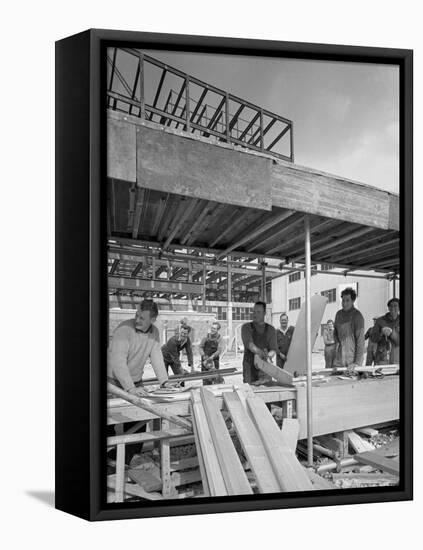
[137,49,399,195]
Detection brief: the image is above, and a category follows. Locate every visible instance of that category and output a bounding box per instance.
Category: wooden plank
[271,160,398,231]
[115,443,125,502]
[354,451,400,476]
[282,399,294,419]
[346,430,375,453]
[281,418,300,452]
[170,457,199,471]
[296,377,399,439]
[190,391,228,496]
[223,392,282,493]
[107,114,137,182]
[223,391,280,493]
[107,475,163,500]
[245,394,313,492]
[190,404,210,497]
[284,295,328,376]
[160,419,173,498]
[170,469,203,487]
[200,388,252,495]
[107,382,192,430]
[137,123,272,210]
[254,356,294,385]
[107,428,189,447]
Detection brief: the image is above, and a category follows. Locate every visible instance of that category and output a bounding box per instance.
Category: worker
[323,319,336,368]
[199,321,225,385]
[241,301,278,384]
[276,312,295,368]
[108,299,176,464]
[374,298,400,365]
[333,287,365,373]
[365,317,379,365]
[161,325,194,376]
[108,299,172,394]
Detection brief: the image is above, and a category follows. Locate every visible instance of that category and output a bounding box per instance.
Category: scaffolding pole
[304,216,313,467]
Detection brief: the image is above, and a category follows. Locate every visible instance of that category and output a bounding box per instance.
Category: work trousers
[324,344,336,368]
[164,360,185,387]
[366,342,378,366]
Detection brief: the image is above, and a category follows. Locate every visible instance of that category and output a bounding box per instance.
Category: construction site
[106,47,400,503]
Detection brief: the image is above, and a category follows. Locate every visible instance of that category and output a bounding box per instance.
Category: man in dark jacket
[333,287,365,373]
[276,313,295,368]
[199,321,225,385]
[374,298,400,365]
[161,325,194,376]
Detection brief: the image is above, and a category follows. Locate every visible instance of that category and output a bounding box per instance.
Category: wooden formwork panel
[296,376,399,440]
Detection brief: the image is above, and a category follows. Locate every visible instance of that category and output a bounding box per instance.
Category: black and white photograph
[105,45,403,503]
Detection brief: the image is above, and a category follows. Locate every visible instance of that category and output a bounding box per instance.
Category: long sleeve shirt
[333,307,365,367]
[107,319,168,391]
[161,336,194,369]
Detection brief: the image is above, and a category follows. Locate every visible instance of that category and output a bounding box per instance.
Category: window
[289,297,301,310]
[232,307,253,320]
[321,264,332,271]
[321,288,336,303]
[217,306,227,320]
[289,271,301,283]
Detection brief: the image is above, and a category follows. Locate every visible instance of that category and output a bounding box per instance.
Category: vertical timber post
[304,216,313,467]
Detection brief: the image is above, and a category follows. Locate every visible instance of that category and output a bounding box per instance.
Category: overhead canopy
[108,111,399,275]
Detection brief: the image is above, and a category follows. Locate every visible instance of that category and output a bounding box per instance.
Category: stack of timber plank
[190,385,314,494]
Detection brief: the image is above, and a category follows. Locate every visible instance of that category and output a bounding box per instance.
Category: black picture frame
[55,28,413,521]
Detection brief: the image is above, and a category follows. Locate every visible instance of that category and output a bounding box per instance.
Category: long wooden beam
[107,383,192,431]
[108,112,399,231]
